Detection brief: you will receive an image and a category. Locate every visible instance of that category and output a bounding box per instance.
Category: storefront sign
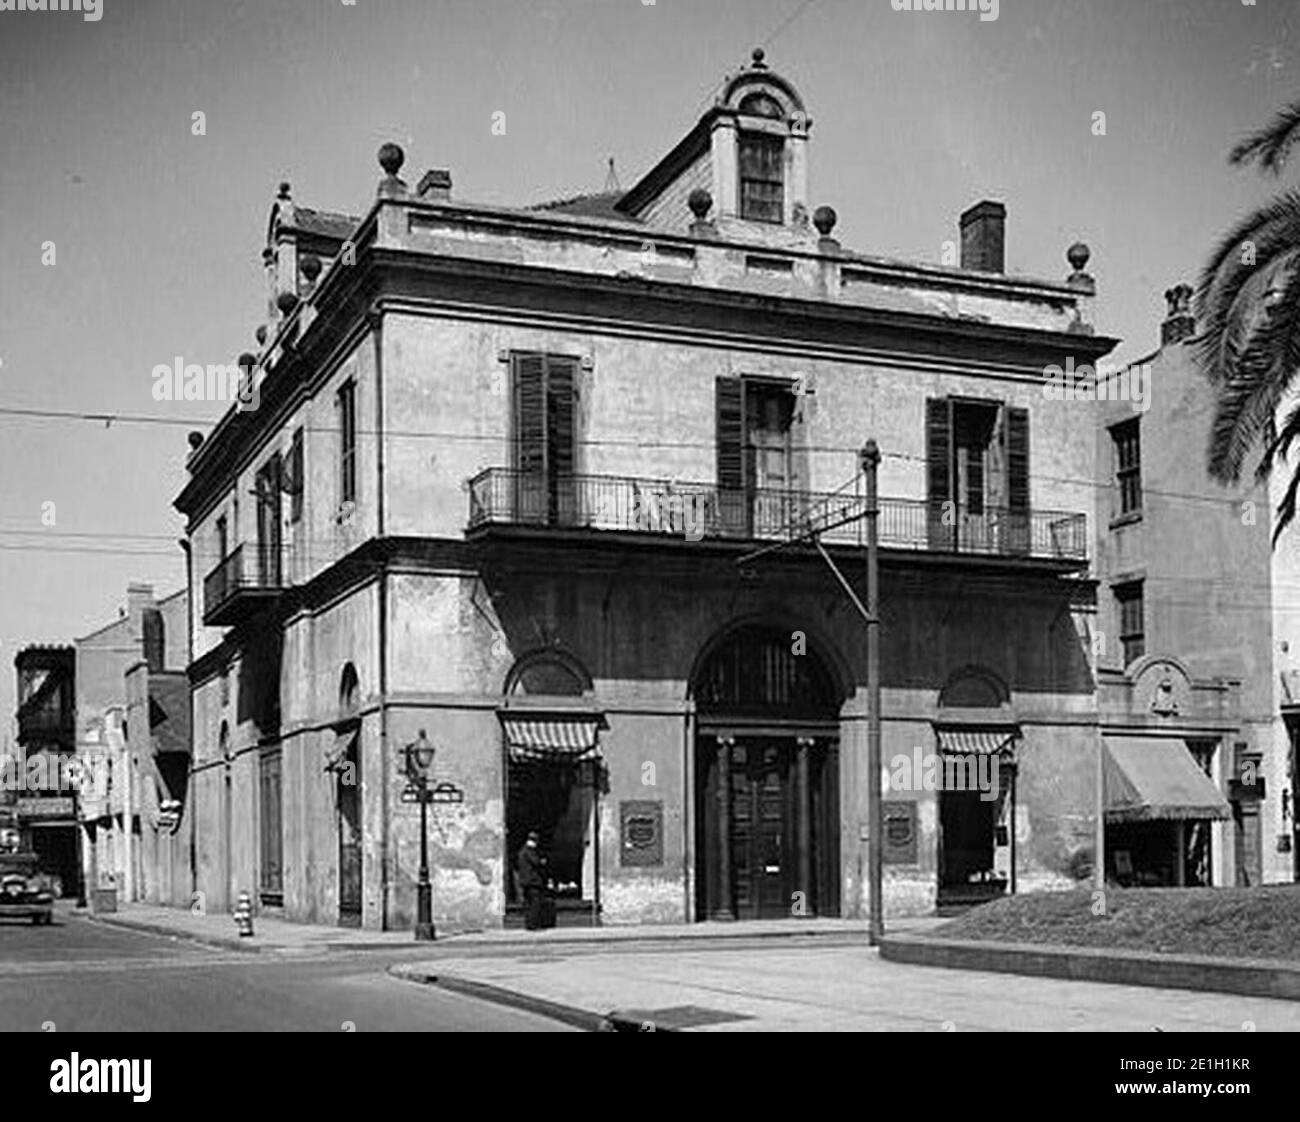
[16,796,74,819]
[882,800,918,865]
[620,800,663,867]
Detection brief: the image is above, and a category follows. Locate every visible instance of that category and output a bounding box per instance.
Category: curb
[85,913,264,954]
[880,933,1300,1002]
[389,964,644,1031]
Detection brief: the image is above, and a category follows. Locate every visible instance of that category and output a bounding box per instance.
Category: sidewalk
[84,900,942,956]
[391,944,1300,1032]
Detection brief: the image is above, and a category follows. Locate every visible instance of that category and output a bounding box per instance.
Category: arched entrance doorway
[692,625,842,920]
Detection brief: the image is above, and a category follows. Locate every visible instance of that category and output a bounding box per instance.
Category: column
[797,737,815,918]
[713,736,734,920]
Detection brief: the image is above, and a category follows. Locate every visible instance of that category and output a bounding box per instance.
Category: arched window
[692,625,840,716]
[339,663,360,717]
[739,92,784,119]
[505,651,590,698]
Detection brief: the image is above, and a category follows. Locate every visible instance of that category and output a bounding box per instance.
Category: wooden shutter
[512,355,547,476]
[926,398,952,507]
[546,357,576,480]
[716,376,746,490]
[1006,407,1030,512]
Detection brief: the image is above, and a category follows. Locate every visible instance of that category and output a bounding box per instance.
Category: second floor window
[739,133,784,223]
[216,514,228,561]
[338,380,356,505]
[1115,581,1145,666]
[288,427,304,523]
[1112,418,1141,517]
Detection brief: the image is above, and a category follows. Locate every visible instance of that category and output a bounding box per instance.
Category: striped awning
[1104,736,1232,823]
[499,711,605,763]
[936,728,1018,756]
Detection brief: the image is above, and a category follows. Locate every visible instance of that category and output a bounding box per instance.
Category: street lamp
[404,730,436,941]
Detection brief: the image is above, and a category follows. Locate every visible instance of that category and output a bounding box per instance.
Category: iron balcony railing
[202,542,285,625]
[466,469,1088,562]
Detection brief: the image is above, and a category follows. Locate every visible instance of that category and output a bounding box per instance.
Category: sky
[0,0,1297,734]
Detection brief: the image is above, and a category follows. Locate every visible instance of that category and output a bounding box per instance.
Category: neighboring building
[75,584,192,908]
[176,49,1119,930]
[1094,285,1291,888]
[11,645,80,896]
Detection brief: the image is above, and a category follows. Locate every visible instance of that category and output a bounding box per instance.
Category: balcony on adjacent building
[466,469,1088,566]
[203,543,286,627]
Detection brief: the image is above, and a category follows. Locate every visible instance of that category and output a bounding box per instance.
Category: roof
[532,191,638,223]
[280,206,358,243]
[1104,736,1232,823]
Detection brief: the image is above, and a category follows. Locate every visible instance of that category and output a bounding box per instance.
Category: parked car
[0,851,55,925]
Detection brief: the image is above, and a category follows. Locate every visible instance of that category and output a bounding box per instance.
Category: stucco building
[75,584,192,908]
[176,50,1123,930]
[1094,286,1292,889]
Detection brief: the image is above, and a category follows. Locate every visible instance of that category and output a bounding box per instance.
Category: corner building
[176,51,1118,929]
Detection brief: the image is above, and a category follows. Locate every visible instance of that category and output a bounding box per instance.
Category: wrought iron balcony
[466,469,1088,564]
[202,542,286,627]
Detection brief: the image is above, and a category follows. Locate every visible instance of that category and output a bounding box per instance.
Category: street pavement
[0,907,574,1032]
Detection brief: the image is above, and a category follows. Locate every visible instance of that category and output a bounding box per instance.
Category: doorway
[691,625,843,921]
[337,735,362,927]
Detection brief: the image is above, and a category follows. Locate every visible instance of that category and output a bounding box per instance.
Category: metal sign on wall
[881,800,918,865]
[16,796,75,820]
[620,800,663,867]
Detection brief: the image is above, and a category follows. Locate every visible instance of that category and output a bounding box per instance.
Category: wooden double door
[696,734,839,920]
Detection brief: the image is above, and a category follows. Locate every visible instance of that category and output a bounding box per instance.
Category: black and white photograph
[0,0,1295,1095]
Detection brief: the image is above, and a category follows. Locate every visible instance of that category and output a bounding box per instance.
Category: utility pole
[862,441,883,946]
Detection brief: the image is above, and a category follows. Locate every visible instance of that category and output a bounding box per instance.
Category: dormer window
[739,92,783,119]
[739,133,784,223]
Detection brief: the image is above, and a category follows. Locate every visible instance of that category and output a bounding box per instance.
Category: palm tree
[1198,100,1300,542]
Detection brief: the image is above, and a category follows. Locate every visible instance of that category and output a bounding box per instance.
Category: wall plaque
[620,800,663,867]
[882,799,918,865]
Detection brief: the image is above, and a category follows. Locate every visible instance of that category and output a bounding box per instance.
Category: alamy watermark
[0,0,103,20]
[891,0,999,22]
[1043,357,1151,414]
[152,357,260,411]
[887,746,1002,801]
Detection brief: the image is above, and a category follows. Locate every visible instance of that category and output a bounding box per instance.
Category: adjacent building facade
[75,584,192,908]
[1095,286,1291,889]
[8,645,80,897]
[177,50,1128,930]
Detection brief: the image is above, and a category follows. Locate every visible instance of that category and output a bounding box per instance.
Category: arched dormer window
[738,131,784,223]
[739,92,784,120]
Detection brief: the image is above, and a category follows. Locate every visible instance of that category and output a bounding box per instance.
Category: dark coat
[517,844,547,889]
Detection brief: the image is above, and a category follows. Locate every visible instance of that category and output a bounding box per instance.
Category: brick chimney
[960,200,1006,273]
[416,169,452,202]
[1162,283,1196,346]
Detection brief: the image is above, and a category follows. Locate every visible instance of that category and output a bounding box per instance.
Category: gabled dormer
[616,48,812,240]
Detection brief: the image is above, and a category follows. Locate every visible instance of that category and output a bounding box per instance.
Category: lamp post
[405,730,436,941]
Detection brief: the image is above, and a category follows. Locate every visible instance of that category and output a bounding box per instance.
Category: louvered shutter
[546,357,577,523]
[1006,407,1029,511]
[1005,406,1030,555]
[717,377,745,490]
[717,376,749,535]
[513,355,547,476]
[926,398,953,549]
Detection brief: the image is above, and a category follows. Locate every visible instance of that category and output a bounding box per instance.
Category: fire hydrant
[234,891,254,937]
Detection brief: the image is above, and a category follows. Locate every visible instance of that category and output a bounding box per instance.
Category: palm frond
[1230,101,1300,175]
[1205,249,1300,483]
[1195,192,1300,381]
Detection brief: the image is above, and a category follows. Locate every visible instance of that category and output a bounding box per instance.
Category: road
[0,909,574,1032]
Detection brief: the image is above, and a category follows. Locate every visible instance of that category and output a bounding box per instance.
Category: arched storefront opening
[333,664,362,927]
[691,624,844,921]
[501,651,604,928]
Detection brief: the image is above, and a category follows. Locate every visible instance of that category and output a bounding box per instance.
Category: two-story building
[176,50,1118,929]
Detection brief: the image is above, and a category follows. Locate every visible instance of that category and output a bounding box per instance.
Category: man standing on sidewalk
[517,831,550,931]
